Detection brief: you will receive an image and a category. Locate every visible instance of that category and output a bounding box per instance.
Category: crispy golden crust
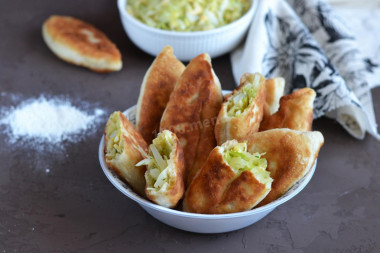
[215,73,266,145]
[160,53,223,186]
[263,77,285,117]
[217,171,267,213]
[145,131,185,208]
[260,88,316,131]
[104,112,148,196]
[43,15,122,72]
[183,147,269,214]
[136,46,185,144]
[246,129,324,206]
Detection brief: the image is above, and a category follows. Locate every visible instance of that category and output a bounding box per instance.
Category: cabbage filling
[223,142,272,188]
[126,0,251,32]
[226,73,262,117]
[137,131,173,190]
[105,112,124,159]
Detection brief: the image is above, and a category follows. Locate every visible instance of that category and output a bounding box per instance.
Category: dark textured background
[0,0,379,252]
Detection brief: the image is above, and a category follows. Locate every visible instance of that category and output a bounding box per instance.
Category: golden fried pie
[263,77,285,117]
[136,46,185,144]
[246,128,324,206]
[42,15,122,73]
[104,111,148,196]
[137,130,185,208]
[260,88,316,131]
[183,140,272,214]
[160,53,223,186]
[215,72,266,145]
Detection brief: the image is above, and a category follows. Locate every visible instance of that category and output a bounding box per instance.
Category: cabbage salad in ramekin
[126,0,251,31]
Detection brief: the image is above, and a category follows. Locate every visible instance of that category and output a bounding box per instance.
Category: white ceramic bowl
[98,105,317,234]
[117,0,257,61]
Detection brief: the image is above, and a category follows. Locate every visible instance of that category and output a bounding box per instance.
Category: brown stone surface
[0,0,379,252]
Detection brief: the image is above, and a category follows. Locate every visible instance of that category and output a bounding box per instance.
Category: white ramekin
[117,0,258,61]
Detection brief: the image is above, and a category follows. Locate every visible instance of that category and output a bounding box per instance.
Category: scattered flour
[0,96,104,143]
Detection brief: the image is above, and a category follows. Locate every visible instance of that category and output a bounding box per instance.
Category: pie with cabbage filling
[160,53,223,186]
[247,128,324,206]
[263,77,285,117]
[137,130,185,208]
[215,72,266,145]
[183,140,272,214]
[104,111,148,196]
[42,15,122,73]
[136,46,185,144]
[260,88,316,131]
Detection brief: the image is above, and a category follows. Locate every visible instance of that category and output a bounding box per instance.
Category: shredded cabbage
[226,73,263,117]
[223,142,272,187]
[223,142,267,172]
[150,144,167,170]
[136,131,173,189]
[105,112,124,159]
[126,0,251,32]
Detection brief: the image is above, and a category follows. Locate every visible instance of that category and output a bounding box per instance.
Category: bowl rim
[117,0,258,37]
[99,105,317,220]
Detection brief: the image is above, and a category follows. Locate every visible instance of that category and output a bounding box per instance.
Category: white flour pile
[0,95,105,145]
